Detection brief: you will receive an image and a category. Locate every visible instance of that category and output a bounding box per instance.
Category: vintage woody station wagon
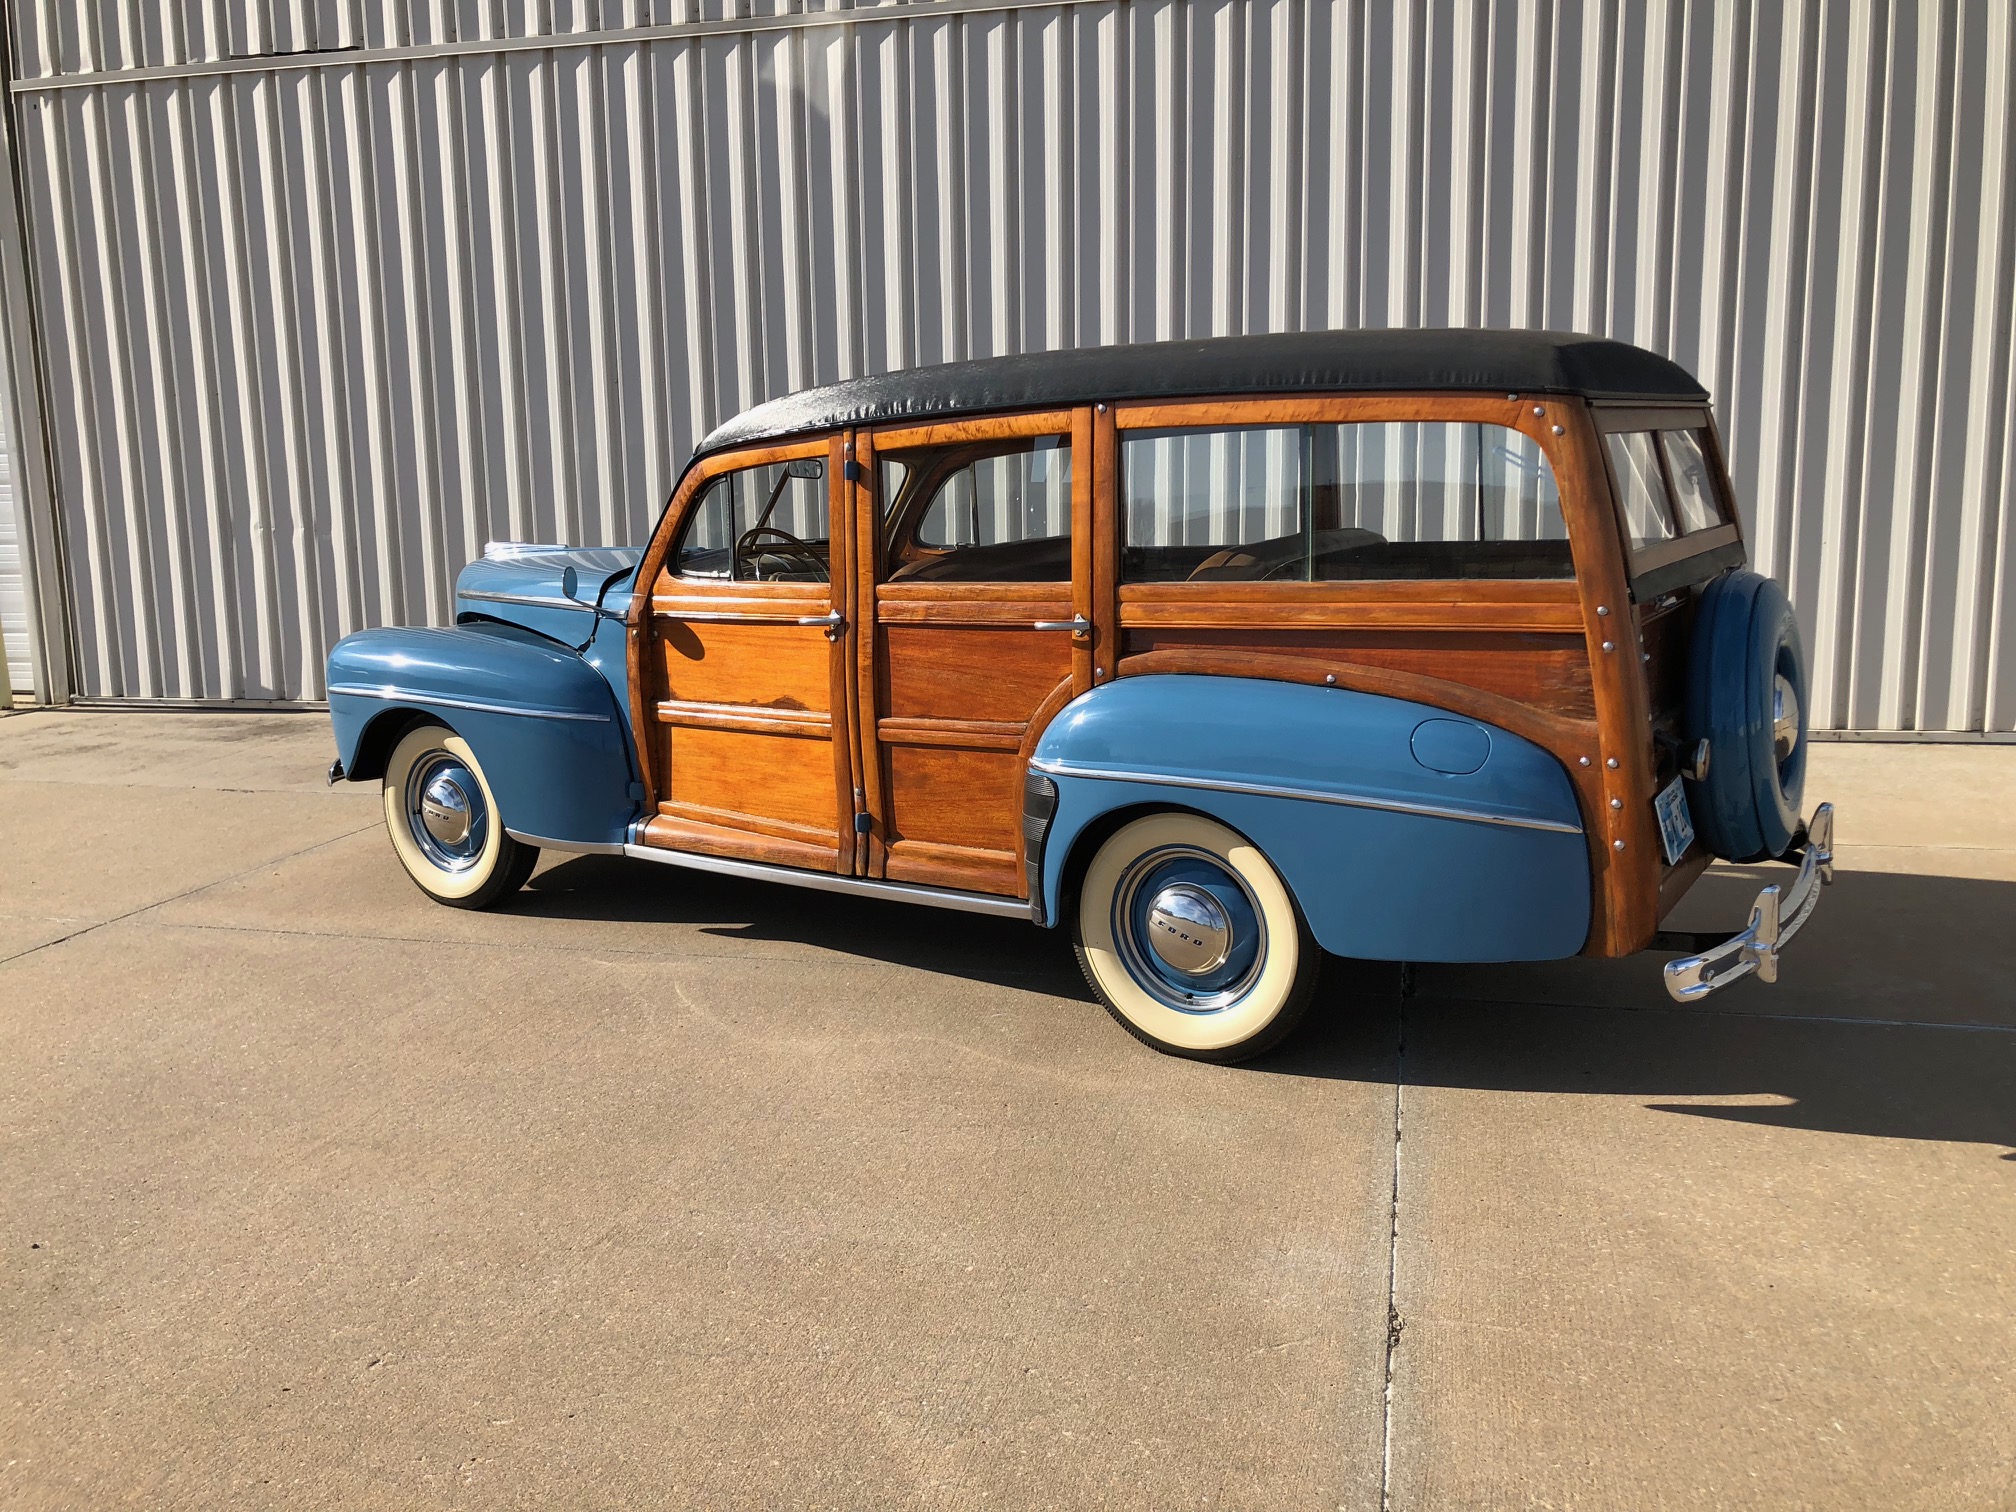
[326,330,1832,1061]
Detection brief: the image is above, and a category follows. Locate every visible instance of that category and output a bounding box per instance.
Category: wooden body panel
[874,622,1071,893]
[646,612,847,868]
[1121,627,1595,720]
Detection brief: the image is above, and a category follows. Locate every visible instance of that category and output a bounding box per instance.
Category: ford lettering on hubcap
[1145,883,1233,975]
[405,753,488,872]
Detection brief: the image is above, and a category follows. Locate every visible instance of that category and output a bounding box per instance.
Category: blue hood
[455,543,643,647]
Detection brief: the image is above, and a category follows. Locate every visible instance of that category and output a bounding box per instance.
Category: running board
[619,842,1035,921]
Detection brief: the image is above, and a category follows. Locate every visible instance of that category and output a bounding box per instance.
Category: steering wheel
[733,525,828,582]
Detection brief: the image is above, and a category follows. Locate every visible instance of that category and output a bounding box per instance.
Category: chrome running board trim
[620,843,1035,920]
[1027,757,1585,835]
[505,829,625,855]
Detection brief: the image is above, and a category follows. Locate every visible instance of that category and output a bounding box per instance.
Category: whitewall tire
[1073,811,1319,1062]
[381,722,538,909]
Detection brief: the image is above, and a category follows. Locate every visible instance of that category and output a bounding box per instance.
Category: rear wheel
[381,722,538,908]
[1073,812,1319,1062]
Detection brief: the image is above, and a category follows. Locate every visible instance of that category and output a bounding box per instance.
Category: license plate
[1654,775,1696,866]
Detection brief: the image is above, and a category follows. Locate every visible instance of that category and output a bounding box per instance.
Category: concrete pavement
[0,712,2010,1509]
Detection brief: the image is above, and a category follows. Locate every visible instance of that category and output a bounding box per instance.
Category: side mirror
[560,565,580,600]
[784,458,824,480]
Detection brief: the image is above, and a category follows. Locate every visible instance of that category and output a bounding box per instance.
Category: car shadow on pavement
[517,852,1092,998]
[1264,868,2016,1160]
[520,856,2016,1157]
[1267,989,2016,1158]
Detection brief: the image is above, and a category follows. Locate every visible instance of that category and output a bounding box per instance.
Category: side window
[1660,429,1727,534]
[1120,421,1570,583]
[880,435,1071,583]
[1605,432,1677,548]
[673,457,830,581]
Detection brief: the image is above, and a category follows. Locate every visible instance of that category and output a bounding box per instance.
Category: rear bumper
[1662,803,1834,1002]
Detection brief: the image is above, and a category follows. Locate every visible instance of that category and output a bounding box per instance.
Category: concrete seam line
[0,821,380,970]
[1380,977,1407,1512]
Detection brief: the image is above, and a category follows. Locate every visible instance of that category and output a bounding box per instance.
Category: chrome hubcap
[404,752,488,872]
[1112,845,1267,1014]
[1772,674,1801,764]
[420,774,474,847]
[1144,883,1233,975]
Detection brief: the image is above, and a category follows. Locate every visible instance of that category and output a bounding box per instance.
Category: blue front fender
[328,622,640,848]
[1032,676,1592,962]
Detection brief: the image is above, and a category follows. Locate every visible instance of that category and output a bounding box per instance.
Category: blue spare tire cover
[1683,570,1809,861]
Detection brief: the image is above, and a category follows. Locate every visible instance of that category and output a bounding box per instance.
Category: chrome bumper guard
[1662,803,1834,1003]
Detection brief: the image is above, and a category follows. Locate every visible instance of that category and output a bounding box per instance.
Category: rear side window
[1120,421,1569,583]
[880,434,1072,583]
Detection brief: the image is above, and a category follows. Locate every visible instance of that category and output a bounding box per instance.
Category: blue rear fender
[328,622,640,848]
[1031,676,1592,963]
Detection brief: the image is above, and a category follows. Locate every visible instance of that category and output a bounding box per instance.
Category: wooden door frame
[853,408,1093,885]
[625,432,857,874]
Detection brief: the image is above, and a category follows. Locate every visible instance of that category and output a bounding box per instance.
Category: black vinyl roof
[696,328,1708,456]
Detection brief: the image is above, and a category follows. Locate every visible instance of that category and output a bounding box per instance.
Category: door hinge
[854,812,872,835]
[843,459,863,482]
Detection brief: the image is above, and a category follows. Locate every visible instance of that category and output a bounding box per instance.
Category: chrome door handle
[1032,615,1092,636]
[796,609,845,640]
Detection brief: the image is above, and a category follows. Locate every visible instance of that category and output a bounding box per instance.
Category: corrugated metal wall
[1,0,2010,730]
[0,394,25,697]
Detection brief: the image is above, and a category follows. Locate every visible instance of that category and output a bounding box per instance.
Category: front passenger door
[635,438,858,874]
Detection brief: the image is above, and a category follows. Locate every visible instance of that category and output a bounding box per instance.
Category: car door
[853,411,1094,896]
[631,435,860,874]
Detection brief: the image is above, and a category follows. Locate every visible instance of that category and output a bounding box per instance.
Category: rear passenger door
[853,411,1094,896]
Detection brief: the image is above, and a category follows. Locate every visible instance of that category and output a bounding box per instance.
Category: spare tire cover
[1683,570,1809,861]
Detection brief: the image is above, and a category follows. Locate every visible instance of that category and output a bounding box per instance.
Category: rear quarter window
[1604,426,1733,550]
[1120,420,1571,583]
[1660,430,1726,533]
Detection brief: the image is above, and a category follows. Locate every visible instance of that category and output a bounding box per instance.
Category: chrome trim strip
[326,683,612,723]
[506,829,625,856]
[650,605,837,624]
[1026,757,1586,835]
[459,588,595,611]
[1663,803,1834,1002]
[620,842,1035,920]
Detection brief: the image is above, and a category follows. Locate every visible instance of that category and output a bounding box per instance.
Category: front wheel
[1073,812,1319,1062]
[381,722,538,909]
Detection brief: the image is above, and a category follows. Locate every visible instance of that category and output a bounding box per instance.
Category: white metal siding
[2,0,2011,729]
[0,390,25,697]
